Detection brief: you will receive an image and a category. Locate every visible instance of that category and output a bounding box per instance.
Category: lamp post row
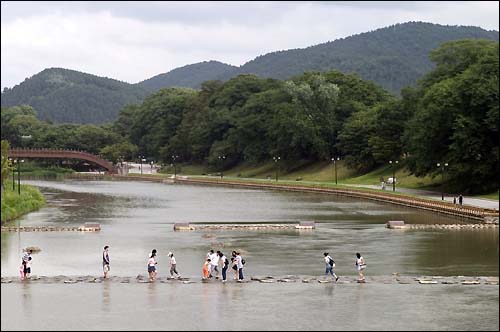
[7,158,24,194]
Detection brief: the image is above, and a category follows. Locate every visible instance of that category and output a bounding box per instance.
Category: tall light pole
[9,158,15,191]
[171,155,179,178]
[218,155,226,179]
[389,160,399,192]
[139,156,146,175]
[17,159,24,194]
[331,157,340,185]
[437,162,449,200]
[273,156,280,181]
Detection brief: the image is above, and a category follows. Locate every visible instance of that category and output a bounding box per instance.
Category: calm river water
[1,179,499,330]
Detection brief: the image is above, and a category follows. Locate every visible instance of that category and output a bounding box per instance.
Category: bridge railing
[9,148,116,173]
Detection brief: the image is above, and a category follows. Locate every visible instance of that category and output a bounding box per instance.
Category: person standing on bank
[458,194,463,207]
[168,252,181,279]
[102,246,110,279]
[355,253,366,282]
[324,252,339,282]
[148,249,158,282]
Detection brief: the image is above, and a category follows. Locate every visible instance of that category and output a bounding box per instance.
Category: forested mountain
[137,61,237,92]
[226,22,499,94]
[1,68,148,124]
[139,22,499,94]
[2,39,498,192]
[1,22,498,124]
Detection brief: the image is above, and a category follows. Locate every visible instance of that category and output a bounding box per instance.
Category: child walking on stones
[168,252,181,279]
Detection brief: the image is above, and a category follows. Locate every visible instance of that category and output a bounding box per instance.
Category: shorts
[24,267,31,274]
[103,264,110,272]
[148,266,156,273]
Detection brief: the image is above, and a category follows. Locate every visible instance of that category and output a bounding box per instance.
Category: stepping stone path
[1,275,498,286]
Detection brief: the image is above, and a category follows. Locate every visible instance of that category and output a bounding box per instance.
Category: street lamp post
[437,162,449,200]
[331,157,340,185]
[389,160,399,192]
[273,156,280,181]
[9,158,15,191]
[17,159,24,194]
[139,156,146,175]
[171,155,179,178]
[218,155,226,179]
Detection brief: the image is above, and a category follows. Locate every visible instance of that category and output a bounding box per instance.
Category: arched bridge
[8,148,117,174]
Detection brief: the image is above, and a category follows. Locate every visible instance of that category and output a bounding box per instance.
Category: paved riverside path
[343,184,499,210]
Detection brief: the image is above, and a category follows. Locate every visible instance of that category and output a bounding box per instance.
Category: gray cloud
[1,1,498,89]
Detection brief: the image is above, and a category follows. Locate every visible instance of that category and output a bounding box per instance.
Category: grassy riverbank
[19,164,74,178]
[163,161,440,190]
[1,184,46,223]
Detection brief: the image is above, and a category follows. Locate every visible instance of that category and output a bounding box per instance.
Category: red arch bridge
[8,148,117,174]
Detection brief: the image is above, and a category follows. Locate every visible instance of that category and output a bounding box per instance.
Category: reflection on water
[1,179,499,330]
[1,179,498,278]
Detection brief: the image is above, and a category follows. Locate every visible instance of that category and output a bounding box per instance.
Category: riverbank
[0,185,46,223]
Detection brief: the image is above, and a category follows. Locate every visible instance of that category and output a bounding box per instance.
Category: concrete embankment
[2,275,498,286]
[386,220,498,230]
[66,174,499,222]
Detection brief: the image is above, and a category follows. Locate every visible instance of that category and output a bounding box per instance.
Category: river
[1,179,498,330]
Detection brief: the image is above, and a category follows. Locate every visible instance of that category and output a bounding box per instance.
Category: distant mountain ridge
[1,22,498,124]
[137,60,237,91]
[143,22,499,93]
[1,68,148,124]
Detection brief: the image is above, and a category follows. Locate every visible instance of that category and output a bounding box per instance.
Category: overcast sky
[1,1,498,89]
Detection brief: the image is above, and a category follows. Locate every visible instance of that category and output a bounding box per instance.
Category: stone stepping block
[441,281,458,284]
[418,280,438,284]
[63,280,78,284]
[278,279,296,283]
[461,280,480,285]
[259,279,274,283]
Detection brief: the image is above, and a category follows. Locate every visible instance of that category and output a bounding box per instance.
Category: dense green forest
[1,22,498,124]
[1,68,149,124]
[2,39,498,193]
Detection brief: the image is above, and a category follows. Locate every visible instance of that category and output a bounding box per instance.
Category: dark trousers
[238,268,244,280]
[222,265,228,281]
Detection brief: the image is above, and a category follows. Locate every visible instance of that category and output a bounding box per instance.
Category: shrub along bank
[1,185,45,223]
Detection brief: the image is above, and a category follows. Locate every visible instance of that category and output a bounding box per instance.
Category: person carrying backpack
[324,252,339,282]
